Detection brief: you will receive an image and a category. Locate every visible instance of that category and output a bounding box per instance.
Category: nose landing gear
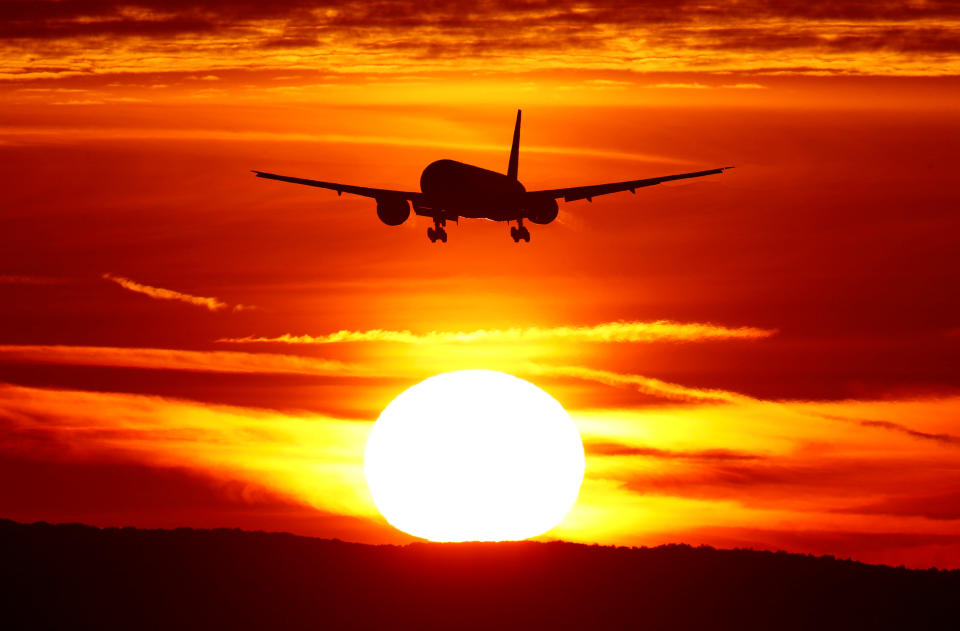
[510,220,531,243]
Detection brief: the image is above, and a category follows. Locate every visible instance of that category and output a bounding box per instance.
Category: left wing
[528,166,734,203]
[252,170,424,202]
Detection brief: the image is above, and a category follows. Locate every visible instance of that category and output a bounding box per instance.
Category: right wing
[528,166,734,202]
[252,170,424,202]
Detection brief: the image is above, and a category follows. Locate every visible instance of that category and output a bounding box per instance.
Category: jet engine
[376,197,411,226]
[525,197,559,224]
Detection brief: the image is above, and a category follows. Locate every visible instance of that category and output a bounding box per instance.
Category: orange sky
[2,1,960,569]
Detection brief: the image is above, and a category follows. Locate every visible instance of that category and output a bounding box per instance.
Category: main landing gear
[510,220,531,243]
[427,219,447,243]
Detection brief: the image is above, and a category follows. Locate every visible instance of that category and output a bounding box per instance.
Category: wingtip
[723,165,735,170]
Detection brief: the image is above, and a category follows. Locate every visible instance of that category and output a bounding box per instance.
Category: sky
[1,0,959,568]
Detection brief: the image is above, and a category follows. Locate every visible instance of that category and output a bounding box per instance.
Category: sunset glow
[364,370,584,542]
[1,0,959,569]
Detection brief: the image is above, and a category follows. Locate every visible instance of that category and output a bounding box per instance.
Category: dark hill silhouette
[1,518,957,630]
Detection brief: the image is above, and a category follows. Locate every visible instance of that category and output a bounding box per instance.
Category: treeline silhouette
[2,518,957,630]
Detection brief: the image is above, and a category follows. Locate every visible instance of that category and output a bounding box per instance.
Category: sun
[364,370,585,542]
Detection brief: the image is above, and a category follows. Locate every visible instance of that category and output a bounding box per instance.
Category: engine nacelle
[525,197,559,224]
[376,197,410,226]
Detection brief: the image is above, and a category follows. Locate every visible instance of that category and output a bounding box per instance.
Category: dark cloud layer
[841,416,960,445]
[5,1,960,26]
[3,1,959,57]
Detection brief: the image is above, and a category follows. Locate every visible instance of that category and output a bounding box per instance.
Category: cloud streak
[218,320,775,346]
[531,364,755,404]
[546,364,960,448]
[0,345,352,377]
[825,415,960,445]
[584,441,762,460]
[103,273,251,312]
[0,274,61,285]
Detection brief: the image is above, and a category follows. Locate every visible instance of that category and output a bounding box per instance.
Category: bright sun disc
[364,370,585,542]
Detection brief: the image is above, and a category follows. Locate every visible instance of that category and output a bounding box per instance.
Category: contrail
[218,320,776,345]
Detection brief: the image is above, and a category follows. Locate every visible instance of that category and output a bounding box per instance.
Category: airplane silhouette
[253,110,733,243]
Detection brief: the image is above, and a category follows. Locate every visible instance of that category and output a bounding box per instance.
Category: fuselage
[420,159,526,221]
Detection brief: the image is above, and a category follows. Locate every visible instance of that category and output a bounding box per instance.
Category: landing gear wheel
[511,220,530,243]
[428,225,447,243]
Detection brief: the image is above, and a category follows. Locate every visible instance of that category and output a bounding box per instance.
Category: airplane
[253,110,733,243]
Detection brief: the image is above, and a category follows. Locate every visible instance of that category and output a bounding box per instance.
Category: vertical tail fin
[507,109,521,180]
